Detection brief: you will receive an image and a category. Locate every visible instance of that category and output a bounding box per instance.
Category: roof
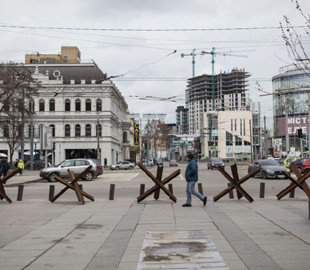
[24,63,107,84]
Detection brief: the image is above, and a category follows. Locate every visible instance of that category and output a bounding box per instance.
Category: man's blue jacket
[185,159,198,182]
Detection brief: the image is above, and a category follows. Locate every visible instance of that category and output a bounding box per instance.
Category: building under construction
[186,68,250,135]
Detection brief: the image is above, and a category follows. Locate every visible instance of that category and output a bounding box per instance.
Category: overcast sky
[0,0,309,128]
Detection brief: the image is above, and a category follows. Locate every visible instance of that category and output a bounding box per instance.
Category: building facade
[201,110,253,160]
[0,61,131,165]
[186,69,250,135]
[272,64,310,156]
[175,106,189,134]
[250,101,262,160]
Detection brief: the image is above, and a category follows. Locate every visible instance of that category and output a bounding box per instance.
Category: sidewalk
[5,169,41,186]
[0,168,309,269]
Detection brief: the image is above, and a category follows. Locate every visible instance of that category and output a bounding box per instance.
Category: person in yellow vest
[18,159,24,175]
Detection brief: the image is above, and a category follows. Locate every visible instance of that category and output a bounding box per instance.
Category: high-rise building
[175,106,189,134]
[186,69,250,135]
[272,64,310,156]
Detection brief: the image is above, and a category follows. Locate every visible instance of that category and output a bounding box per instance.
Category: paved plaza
[0,163,309,269]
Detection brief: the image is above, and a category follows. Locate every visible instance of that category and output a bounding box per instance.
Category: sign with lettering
[277,116,308,136]
[134,122,140,146]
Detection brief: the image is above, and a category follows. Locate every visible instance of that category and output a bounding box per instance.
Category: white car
[110,161,135,170]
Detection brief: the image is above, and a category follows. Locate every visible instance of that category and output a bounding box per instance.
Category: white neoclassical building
[0,62,131,165]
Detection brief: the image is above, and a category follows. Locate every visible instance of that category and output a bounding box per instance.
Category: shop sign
[277,116,308,136]
[134,122,139,146]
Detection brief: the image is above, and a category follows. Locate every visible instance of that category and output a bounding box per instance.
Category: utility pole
[181,49,197,77]
[147,119,150,165]
[97,113,100,162]
[264,116,268,158]
[285,100,290,155]
[249,119,253,161]
[30,100,34,170]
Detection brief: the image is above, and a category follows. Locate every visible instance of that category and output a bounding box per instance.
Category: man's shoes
[182,203,192,207]
[203,196,207,206]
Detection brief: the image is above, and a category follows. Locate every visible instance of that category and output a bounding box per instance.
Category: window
[85,124,91,137]
[49,125,55,137]
[243,119,246,135]
[75,124,81,137]
[65,124,70,137]
[231,119,233,131]
[75,160,90,166]
[75,99,81,111]
[86,99,91,111]
[240,119,242,136]
[62,160,74,167]
[96,99,102,111]
[49,99,55,112]
[39,99,45,111]
[234,119,237,131]
[29,100,34,112]
[65,99,70,112]
[63,56,68,62]
[235,136,242,146]
[3,125,9,137]
[123,132,128,143]
[226,131,233,146]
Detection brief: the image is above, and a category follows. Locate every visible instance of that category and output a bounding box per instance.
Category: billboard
[134,122,140,146]
[277,115,308,136]
[40,126,53,150]
[273,138,282,158]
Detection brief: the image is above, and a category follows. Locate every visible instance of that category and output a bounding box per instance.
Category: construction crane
[201,47,247,157]
[181,49,198,77]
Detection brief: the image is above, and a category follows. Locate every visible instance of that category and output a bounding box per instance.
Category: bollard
[198,183,203,195]
[79,184,83,191]
[289,189,295,198]
[228,183,234,199]
[49,185,55,201]
[259,182,265,198]
[168,184,173,195]
[109,184,115,200]
[17,185,24,201]
[140,184,145,196]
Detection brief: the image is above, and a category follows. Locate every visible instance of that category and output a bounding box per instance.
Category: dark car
[293,158,306,171]
[25,160,45,170]
[207,157,225,170]
[248,159,290,179]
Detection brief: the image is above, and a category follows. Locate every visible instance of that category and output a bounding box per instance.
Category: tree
[280,0,310,74]
[144,120,169,157]
[0,63,39,164]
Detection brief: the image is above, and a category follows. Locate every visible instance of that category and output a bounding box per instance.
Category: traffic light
[297,128,303,138]
[305,146,309,151]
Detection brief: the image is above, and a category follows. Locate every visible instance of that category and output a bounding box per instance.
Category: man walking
[0,158,10,184]
[182,153,207,207]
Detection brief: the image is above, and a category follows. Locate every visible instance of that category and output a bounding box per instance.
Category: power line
[0,24,307,32]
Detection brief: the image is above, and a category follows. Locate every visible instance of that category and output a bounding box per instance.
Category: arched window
[75,124,81,137]
[3,125,9,137]
[29,99,35,112]
[85,99,91,111]
[123,132,128,143]
[85,124,91,137]
[75,99,81,111]
[65,124,70,137]
[96,99,102,111]
[96,124,102,137]
[49,99,55,112]
[49,124,55,137]
[39,99,45,111]
[65,99,70,112]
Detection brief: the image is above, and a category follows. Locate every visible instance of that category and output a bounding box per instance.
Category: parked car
[207,157,225,170]
[110,161,135,170]
[293,158,306,171]
[154,158,163,166]
[283,157,299,168]
[248,159,290,179]
[169,160,178,167]
[301,158,310,174]
[142,159,154,167]
[40,158,102,182]
[25,160,45,170]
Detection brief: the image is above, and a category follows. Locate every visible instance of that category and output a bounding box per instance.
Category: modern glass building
[272,65,310,156]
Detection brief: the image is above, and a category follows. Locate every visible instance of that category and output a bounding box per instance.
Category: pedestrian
[0,158,10,184]
[182,153,207,207]
[104,158,107,168]
[18,159,24,175]
[14,159,18,168]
